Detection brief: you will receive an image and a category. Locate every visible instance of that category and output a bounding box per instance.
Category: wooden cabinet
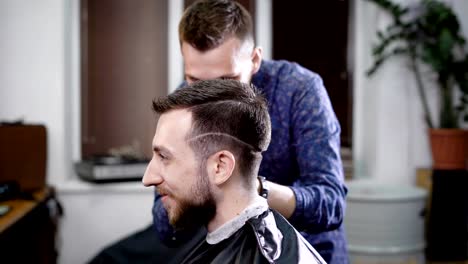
[0,187,60,264]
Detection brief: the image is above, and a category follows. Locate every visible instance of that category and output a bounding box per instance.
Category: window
[80,0,168,159]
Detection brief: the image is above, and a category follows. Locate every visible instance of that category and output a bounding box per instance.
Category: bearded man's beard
[165,167,216,231]
[169,192,216,231]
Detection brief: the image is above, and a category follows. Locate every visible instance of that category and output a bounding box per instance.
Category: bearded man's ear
[207,150,236,186]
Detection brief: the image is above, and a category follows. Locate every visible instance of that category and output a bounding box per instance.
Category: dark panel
[272,0,352,147]
[426,169,468,261]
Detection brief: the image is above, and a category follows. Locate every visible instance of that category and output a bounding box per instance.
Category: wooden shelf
[0,186,57,263]
[0,187,50,233]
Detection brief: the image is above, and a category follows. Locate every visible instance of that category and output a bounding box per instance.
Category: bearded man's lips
[161,195,170,203]
[157,187,170,197]
[157,188,173,207]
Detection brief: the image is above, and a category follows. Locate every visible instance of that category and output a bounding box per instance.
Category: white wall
[352,0,468,185]
[0,0,68,184]
[58,186,153,264]
[0,1,154,263]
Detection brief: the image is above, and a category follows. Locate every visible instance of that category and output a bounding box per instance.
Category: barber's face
[142,109,216,229]
[182,37,262,84]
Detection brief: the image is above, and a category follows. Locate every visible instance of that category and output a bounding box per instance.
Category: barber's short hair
[179,0,254,51]
[152,79,271,182]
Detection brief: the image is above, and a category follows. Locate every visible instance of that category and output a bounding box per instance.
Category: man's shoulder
[259,60,321,80]
[254,60,324,93]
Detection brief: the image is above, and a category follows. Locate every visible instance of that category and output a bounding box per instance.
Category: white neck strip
[206,196,268,245]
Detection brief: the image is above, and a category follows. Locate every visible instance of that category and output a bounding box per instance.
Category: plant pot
[429,129,468,170]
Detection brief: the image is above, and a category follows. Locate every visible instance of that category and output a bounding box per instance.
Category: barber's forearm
[266,181,296,219]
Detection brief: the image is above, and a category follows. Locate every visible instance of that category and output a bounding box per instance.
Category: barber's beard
[165,167,216,231]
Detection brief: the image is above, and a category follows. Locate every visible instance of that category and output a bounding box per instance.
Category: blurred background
[0,0,467,263]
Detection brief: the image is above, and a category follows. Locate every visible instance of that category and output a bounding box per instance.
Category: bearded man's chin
[170,201,216,231]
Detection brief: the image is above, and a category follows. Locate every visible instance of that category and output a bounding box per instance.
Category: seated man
[142,79,326,264]
[90,0,347,262]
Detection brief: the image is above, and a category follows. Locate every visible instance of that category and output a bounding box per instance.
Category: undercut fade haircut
[152,79,271,186]
[179,0,254,51]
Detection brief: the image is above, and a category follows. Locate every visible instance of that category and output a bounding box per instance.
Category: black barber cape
[177,209,326,264]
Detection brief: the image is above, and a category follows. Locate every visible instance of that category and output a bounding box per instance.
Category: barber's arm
[263,75,347,233]
[257,179,295,218]
[260,165,345,233]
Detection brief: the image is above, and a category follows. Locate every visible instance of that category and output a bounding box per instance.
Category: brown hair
[179,0,254,51]
[152,79,271,184]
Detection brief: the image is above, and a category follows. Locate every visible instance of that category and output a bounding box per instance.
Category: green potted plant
[366,0,468,169]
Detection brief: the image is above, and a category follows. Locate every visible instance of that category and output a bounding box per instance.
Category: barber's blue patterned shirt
[153,60,348,264]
